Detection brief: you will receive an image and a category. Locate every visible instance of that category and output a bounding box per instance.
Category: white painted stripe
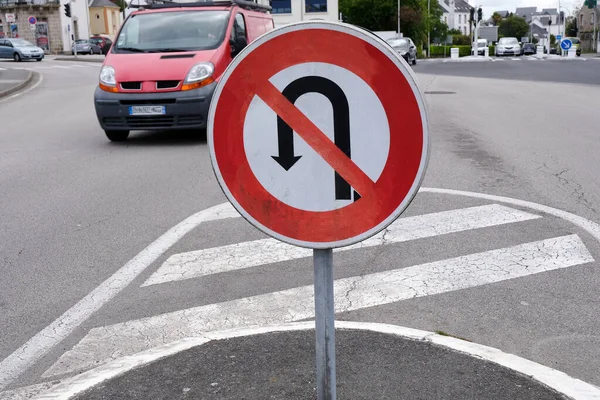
[0,381,62,400]
[143,204,541,286]
[51,65,71,69]
[420,187,600,245]
[0,67,6,71]
[0,203,239,390]
[32,321,600,400]
[42,235,593,378]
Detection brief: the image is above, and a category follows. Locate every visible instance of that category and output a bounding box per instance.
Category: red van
[94,0,274,141]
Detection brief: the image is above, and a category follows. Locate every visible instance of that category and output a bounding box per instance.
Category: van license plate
[129,106,166,115]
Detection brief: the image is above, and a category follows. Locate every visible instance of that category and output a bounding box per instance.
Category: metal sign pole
[313,248,336,400]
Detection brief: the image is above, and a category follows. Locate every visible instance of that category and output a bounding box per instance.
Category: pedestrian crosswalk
[0,61,101,71]
[37,199,595,380]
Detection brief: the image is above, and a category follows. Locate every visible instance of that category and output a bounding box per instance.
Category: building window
[306,0,327,12]
[463,26,467,34]
[444,16,447,23]
[271,0,291,14]
[459,15,462,23]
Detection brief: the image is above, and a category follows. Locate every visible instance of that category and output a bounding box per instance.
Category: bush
[429,45,471,57]
[452,35,472,45]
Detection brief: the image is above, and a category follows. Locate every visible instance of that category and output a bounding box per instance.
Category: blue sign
[556,34,562,41]
[28,16,37,25]
[561,39,572,50]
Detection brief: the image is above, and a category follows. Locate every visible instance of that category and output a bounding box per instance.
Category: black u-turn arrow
[274,76,358,201]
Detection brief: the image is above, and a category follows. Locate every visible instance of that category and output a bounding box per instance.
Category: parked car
[559,37,581,56]
[495,37,521,56]
[386,37,417,65]
[474,38,488,55]
[72,39,103,55]
[0,38,44,62]
[90,35,113,55]
[522,43,536,55]
[94,0,274,141]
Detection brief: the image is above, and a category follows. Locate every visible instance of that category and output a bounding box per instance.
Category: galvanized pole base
[313,248,336,400]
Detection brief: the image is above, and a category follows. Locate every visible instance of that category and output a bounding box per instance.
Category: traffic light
[64,3,71,18]
[477,7,482,22]
[470,8,475,22]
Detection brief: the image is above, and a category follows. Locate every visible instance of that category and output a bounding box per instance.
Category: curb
[54,57,104,63]
[32,321,600,400]
[0,70,33,99]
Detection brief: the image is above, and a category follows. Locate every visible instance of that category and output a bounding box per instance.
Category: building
[88,0,121,38]
[578,5,599,52]
[0,0,90,53]
[267,0,339,28]
[438,0,473,36]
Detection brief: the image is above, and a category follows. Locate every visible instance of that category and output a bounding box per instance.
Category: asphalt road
[1,57,600,396]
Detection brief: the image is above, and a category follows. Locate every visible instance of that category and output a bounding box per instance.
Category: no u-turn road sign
[208,21,429,249]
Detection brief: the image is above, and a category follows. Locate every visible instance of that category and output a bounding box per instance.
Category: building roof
[90,0,120,8]
[515,7,537,18]
[530,23,548,38]
[492,10,510,17]
[542,8,558,15]
[443,0,473,13]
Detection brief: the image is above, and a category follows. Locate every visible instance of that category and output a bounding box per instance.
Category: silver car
[495,37,521,57]
[0,38,45,62]
[72,39,103,55]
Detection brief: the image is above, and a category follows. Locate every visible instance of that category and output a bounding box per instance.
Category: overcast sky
[478,0,582,20]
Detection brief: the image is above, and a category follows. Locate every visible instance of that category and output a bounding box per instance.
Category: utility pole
[397,0,401,36]
[427,0,430,57]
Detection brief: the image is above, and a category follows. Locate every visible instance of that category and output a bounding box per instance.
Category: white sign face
[244,62,390,212]
[5,13,15,23]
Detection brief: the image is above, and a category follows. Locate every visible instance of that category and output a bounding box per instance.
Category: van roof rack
[133,0,271,12]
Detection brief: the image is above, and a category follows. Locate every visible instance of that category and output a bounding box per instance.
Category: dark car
[386,37,417,65]
[522,43,536,55]
[90,36,113,55]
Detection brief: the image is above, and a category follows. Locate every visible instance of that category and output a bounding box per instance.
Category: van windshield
[114,10,230,53]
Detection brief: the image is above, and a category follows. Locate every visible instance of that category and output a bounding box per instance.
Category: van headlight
[99,66,117,92]
[182,62,214,91]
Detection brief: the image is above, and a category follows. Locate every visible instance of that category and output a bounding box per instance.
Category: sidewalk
[0,68,34,99]
[53,55,105,63]
[34,321,600,400]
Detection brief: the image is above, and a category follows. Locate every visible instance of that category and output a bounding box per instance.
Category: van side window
[233,13,247,40]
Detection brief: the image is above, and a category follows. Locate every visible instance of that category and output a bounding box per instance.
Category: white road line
[42,234,594,378]
[143,204,541,287]
[33,322,600,400]
[5,188,600,390]
[0,203,239,390]
[0,67,6,71]
[511,57,521,61]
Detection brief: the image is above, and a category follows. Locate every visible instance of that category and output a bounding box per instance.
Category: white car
[495,37,521,57]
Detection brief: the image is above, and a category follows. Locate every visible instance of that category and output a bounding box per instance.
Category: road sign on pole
[208,21,429,400]
[561,38,572,50]
[28,16,37,25]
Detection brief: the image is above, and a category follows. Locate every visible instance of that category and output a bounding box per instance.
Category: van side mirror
[230,36,248,57]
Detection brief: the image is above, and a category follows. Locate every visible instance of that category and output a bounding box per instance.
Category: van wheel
[13,53,21,62]
[105,130,130,142]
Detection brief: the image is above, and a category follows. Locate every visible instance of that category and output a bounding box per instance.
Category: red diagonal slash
[255,81,376,199]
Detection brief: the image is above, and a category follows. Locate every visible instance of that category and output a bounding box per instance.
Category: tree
[448,28,462,35]
[339,0,446,48]
[498,15,529,38]
[565,12,579,36]
[491,12,503,26]
[111,0,127,12]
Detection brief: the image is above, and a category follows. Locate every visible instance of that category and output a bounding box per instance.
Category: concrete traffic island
[0,68,34,99]
[34,322,600,400]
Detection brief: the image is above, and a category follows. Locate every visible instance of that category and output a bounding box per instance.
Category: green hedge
[429,45,471,58]
[429,45,496,58]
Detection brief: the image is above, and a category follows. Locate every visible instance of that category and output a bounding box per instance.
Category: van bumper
[93,82,216,131]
